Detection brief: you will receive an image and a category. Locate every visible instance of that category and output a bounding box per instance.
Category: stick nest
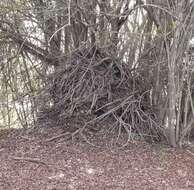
[37,47,163,142]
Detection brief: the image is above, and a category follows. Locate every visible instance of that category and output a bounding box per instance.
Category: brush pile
[37,47,163,142]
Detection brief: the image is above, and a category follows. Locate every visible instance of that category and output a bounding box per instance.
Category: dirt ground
[0,126,194,190]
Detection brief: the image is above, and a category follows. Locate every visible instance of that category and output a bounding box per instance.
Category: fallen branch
[10,156,49,167]
[45,132,71,142]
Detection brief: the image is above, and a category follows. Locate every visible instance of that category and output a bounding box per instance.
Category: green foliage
[156,21,176,35]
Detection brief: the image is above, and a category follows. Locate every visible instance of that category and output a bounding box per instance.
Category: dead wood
[37,46,164,144]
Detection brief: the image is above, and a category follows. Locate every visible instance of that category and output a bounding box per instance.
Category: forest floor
[0,125,194,190]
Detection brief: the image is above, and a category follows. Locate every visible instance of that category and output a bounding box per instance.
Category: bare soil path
[0,127,194,190]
